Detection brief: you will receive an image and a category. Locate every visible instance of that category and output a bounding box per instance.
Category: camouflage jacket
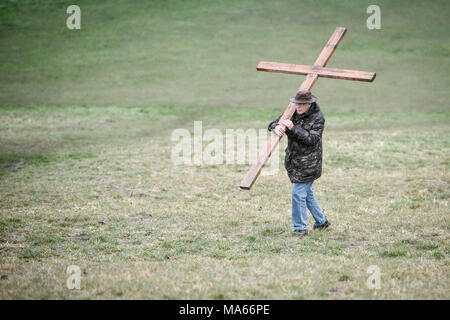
[268,103,325,183]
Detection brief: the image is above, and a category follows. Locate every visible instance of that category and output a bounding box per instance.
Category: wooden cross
[239,27,376,190]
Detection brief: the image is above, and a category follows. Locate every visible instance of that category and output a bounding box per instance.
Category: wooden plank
[318,65,376,82]
[239,103,296,190]
[299,74,319,91]
[239,27,348,190]
[257,61,376,82]
[313,26,347,67]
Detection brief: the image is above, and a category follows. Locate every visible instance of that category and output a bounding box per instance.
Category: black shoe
[293,229,308,237]
[313,220,330,230]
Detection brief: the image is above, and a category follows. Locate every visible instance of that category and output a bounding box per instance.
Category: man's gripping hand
[282,120,294,130]
[273,125,286,137]
[273,120,294,137]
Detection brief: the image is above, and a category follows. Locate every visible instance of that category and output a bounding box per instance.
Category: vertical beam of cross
[239,27,375,190]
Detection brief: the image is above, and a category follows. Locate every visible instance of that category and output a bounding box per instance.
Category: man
[268,90,330,237]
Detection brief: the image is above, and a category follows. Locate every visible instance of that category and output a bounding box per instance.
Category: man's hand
[273,125,286,137]
[282,119,294,130]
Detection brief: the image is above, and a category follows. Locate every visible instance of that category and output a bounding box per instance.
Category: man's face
[295,103,310,114]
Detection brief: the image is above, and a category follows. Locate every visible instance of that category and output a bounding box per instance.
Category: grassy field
[0,0,449,299]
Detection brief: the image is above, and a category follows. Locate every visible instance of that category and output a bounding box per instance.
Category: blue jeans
[292,182,326,231]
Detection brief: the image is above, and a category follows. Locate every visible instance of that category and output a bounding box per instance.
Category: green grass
[0,0,449,299]
[1,0,449,110]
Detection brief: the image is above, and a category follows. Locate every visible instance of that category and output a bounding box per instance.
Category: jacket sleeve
[268,115,282,131]
[286,115,325,146]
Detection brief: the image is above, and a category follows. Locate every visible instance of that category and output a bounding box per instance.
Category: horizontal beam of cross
[257,61,376,82]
